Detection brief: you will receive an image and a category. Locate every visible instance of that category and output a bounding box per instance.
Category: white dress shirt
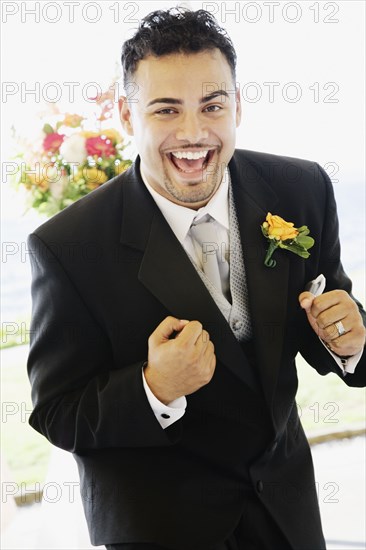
[139,168,361,429]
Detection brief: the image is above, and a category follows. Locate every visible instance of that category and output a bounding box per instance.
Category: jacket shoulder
[232,148,331,195]
[30,166,134,243]
[234,148,320,172]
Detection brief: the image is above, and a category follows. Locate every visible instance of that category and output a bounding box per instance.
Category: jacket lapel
[119,159,260,393]
[230,154,290,408]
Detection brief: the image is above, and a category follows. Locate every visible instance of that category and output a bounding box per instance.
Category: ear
[119,97,134,136]
[235,86,242,127]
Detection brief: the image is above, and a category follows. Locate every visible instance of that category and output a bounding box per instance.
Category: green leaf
[295,249,310,258]
[42,123,54,134]
[296,235,315,249]
[279,241,311,257]
[297,225,310,235]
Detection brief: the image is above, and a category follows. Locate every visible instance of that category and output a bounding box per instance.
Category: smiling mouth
[167,149,216,174]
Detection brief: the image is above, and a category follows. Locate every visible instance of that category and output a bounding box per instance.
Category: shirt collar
[141,168,230,245]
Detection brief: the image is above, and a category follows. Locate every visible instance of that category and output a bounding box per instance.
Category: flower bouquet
[261,213,315,268]
[12,92,132,217]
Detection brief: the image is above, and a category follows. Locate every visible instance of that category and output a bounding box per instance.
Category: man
[27,8,365,550]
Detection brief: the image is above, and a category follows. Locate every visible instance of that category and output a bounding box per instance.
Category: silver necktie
[190,214,230,301]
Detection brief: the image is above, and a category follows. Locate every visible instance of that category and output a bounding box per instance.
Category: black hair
[121,7,237,87]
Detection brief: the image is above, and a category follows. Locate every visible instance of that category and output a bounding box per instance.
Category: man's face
[120,49,241,209]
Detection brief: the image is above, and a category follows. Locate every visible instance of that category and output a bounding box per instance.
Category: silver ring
[334,320,346,337]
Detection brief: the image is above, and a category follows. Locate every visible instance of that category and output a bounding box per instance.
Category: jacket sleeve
[298,163,366,387]
[27,233,181,452]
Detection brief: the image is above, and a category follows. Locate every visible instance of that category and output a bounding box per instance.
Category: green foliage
[42,123,54,135]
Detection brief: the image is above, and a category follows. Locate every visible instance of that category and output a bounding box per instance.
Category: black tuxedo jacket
[27,149,366,549]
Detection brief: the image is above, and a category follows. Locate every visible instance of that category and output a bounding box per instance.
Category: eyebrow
[146,89,230,108]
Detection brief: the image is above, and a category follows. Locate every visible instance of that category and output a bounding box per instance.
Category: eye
[203,104,222,113]
[155,108,177,115]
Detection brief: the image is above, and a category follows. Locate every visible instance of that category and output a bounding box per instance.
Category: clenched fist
[144,316,216,404]
[299,289,366,357]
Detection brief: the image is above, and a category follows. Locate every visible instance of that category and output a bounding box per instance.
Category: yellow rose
[264,213,299,241]
[26,170,49,191]
[72,167,84,183]
[84,167,108,190]
[261,212,314,267]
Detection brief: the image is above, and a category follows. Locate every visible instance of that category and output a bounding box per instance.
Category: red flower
[85,136,116,157]
[43,132,65,153]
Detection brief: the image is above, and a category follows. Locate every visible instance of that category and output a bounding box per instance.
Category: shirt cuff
[142,368,187,429]
[320,338,363,374]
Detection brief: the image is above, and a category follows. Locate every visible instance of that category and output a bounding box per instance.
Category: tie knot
[190,215,218,247]
[191,213,212,227]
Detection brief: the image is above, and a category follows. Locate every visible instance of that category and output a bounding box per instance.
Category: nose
[175,112,209,143]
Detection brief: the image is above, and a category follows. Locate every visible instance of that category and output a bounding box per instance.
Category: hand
[144,316,216,404]
[299,289,366,357]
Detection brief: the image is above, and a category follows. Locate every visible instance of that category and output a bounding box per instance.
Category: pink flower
[85,136,116,157]
[43,133,65,153]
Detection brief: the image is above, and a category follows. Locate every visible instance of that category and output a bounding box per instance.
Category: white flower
[60,134,87,165]
[49,175,68,200]
[44,165,68,200]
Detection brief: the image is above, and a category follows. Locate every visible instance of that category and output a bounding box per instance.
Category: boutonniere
[261,213,315,268]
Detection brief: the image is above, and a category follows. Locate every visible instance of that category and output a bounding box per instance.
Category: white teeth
[171,150,209,160]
